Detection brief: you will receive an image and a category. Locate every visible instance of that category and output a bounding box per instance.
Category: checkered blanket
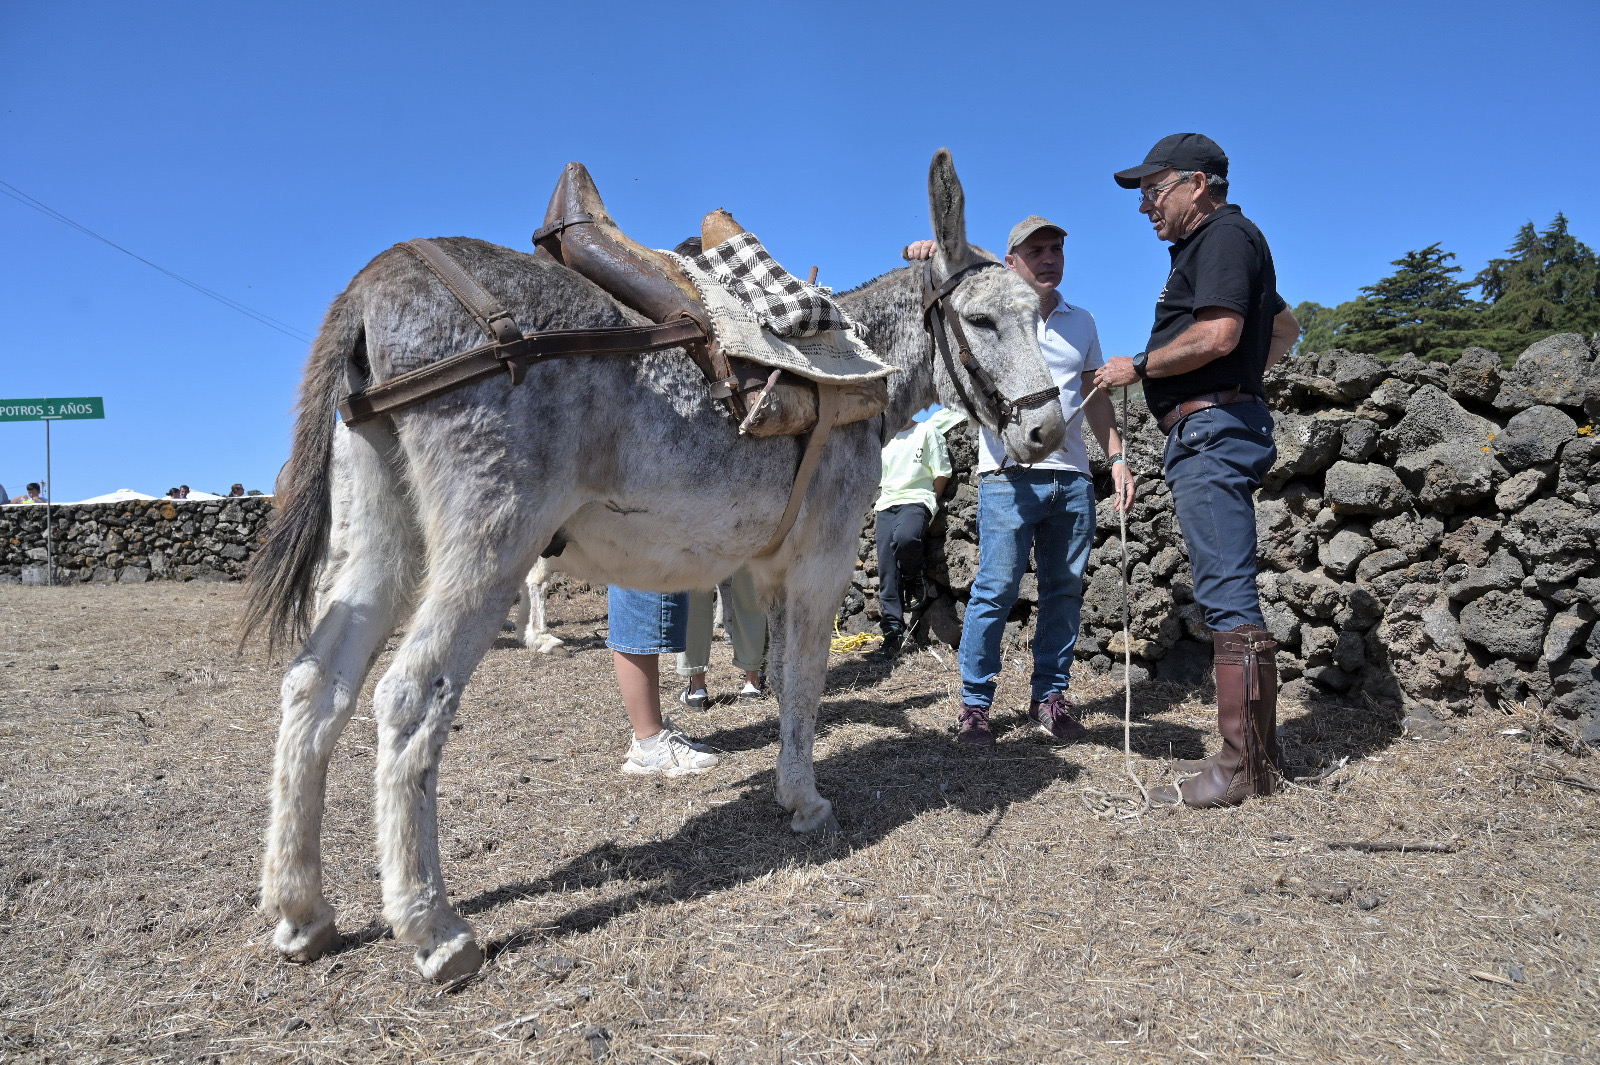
[689,232,853,338]
[665,249,891,385]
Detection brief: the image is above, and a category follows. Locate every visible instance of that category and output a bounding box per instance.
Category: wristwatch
[1131,351,1149,379]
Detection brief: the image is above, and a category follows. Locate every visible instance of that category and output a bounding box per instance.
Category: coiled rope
[830,614,882,655]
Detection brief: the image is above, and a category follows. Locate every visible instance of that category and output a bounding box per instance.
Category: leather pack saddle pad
[664,249,895,386]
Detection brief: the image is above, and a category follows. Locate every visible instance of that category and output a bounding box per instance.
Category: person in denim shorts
[607,586,720,776]
[1096,133,1301,809]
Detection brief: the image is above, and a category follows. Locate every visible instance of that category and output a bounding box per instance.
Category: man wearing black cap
[1094,133,1300,809]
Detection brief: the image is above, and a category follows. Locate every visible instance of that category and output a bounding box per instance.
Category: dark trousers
[875,503,930,628]
[1162,399,1277,633]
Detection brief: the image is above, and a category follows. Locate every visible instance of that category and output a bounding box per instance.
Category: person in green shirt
[870,408,962,661]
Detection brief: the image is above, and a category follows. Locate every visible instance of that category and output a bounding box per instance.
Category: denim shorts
[606,586,689,655]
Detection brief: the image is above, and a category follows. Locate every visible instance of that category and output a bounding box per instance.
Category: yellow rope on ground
[830,615,882,655]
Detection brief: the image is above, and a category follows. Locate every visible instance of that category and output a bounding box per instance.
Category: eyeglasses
[1137,175,1186,205]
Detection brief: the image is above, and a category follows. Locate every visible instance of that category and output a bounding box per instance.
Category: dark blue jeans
[958,468,1095,708]
[875,502,930,628]
[1163,399,1277,633]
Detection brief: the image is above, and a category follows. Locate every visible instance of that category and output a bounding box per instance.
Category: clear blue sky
[3,0,1596,500]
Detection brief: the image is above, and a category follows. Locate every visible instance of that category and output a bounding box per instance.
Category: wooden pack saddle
[337,162,888,555]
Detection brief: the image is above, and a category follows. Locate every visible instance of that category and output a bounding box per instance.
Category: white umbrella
[73,488,160,504]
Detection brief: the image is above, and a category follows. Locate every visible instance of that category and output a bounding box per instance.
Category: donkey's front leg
[770,566,850,834]
[371,584,514,981]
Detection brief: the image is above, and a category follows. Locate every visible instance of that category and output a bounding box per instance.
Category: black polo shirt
[1142,204,1286,422]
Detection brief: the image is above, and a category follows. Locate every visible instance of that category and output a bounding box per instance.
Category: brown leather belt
[1156,388,1256,434]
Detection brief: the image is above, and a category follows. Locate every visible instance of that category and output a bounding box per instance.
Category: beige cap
[1006,215,1066,252]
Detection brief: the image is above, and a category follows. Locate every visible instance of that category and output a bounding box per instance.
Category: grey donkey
[244,148,1067,981]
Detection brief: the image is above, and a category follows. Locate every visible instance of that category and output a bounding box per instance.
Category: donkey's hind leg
[262,424,414,962]
[370,541,532,981]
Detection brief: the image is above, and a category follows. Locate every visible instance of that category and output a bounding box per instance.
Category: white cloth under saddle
[665,246,894,385]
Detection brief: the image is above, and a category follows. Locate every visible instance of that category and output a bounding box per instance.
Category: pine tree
[1335,243,1482,361]
[1292,300,1344,354]
[1474,214,1600,353]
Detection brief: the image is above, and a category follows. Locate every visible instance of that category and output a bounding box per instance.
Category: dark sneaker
[956,703,995,745]
[1028,691,1088,742]
[902,575,927,614]
[868,627,905,663]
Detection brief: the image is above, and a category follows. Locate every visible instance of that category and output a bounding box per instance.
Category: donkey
[513,558,564,652]
[246,148,1066,981]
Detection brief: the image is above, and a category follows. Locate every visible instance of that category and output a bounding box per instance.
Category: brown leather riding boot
[1154,625,1280,808]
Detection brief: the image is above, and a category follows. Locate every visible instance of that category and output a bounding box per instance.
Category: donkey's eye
[964,314,994,328]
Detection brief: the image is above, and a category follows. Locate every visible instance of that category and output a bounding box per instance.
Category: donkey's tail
[241,291,361,652]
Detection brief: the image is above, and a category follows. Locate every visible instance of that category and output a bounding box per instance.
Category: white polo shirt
[976,291,1105,473]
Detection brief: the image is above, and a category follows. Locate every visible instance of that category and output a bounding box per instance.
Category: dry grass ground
[1,581,1596,1064]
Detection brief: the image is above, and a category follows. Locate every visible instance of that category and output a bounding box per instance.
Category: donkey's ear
[928,148,972,267]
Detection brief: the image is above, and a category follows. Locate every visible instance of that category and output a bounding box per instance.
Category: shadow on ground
[457,723,1086,956]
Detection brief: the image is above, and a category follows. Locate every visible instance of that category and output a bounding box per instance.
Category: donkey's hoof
[526,633,566,654]
[789,800,839,835]
[417,933,484,983]
[273,912,339,963]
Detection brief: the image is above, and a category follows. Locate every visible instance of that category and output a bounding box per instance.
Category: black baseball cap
[1113,133,1229,189]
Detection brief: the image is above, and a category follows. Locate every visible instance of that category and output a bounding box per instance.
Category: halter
[920,259,1061,433]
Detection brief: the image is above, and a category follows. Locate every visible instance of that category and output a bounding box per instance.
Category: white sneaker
[660,715,715,752]
[677,683,710,709]
[738,680,764,699]
[620,725,720,776]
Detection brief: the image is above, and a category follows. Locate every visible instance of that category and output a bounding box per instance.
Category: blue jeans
[1163,399,1277,633]
[958,469,1096,709]
[606,586,689,655]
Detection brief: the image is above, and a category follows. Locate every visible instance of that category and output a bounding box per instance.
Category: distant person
[676,566,766,707]
[228,484,246,497]
[869,408,960,662]
[165,488,179,499]
[177,485,191,499]
[607,586,721,776]
[11,483,45,505]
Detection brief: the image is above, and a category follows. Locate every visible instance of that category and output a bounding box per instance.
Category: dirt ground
[1,581,1596,1064]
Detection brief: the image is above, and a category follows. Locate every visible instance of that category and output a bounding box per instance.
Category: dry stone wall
[0,497,274,585]
[841,332,1600,745]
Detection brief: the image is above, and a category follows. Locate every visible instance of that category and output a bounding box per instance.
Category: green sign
[0,397,105,421]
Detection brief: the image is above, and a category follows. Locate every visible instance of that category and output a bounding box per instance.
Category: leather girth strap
[753,383,839,558]
[337,238,707,425]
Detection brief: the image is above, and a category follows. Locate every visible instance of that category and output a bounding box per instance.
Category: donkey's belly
[553,492,786,591]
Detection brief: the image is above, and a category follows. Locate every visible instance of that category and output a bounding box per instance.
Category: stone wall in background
[0,497,274,584]
[840,333,1600,745]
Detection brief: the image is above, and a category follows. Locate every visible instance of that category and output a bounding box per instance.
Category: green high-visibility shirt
[875,411,959,514]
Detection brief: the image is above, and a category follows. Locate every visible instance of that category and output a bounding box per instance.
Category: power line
[0,179,314,344]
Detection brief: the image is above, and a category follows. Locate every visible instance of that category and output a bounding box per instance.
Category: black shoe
[902,575,927,614]
[868,627,904,662]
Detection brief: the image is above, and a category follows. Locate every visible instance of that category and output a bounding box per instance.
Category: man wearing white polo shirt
[909,216,1134,744]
